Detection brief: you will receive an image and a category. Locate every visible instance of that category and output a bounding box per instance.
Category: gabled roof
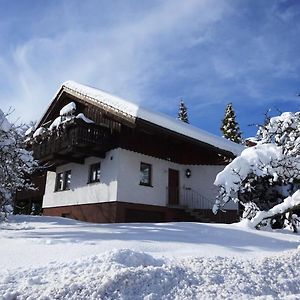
[41,81,244,156]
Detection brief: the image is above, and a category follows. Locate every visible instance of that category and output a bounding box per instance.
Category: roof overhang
[36,81,244,157]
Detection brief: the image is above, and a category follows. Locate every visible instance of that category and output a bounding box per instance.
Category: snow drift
[1,248,300,300]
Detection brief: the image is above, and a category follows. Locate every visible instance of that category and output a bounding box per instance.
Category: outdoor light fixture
[185,169,191,178]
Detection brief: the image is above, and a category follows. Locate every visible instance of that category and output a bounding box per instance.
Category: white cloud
[0,0,231,122]
[0,0,299,136]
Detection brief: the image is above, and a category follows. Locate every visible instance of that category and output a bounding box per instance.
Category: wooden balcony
[30,120,115,168]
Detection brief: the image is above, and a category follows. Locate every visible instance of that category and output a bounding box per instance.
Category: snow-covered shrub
[0,109,37,220]
[213,111,300,231]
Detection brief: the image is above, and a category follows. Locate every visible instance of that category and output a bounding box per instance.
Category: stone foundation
[43,202,238,224]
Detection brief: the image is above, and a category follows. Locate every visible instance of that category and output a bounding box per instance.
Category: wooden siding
[118,124,230,165]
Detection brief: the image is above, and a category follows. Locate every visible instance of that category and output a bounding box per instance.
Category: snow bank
[1,248,300,300]
[101,249,164,268]
[1,216,300,299]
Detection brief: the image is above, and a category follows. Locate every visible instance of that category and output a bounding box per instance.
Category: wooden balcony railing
[30,121,114,163]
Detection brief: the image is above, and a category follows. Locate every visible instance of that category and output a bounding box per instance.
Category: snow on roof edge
[63,81,244,155]
[42,80,244,156]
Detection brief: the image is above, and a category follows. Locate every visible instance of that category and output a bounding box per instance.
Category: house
[26,81,243,223]
[14,170,46,215]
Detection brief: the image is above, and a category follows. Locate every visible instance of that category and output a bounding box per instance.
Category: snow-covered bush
[0,109,37,220]
[213,111,300,231]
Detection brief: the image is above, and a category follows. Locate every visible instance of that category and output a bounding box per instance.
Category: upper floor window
[89,163,101,183]
[55,170,71,191]
[140,162,152,187]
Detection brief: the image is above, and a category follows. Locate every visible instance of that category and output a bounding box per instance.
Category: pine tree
[221,103,242,143]
[178,99,189,124]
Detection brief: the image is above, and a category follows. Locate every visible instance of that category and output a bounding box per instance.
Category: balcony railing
[30,120,114,163]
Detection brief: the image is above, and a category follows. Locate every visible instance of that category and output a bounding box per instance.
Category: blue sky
[0,0,300,138]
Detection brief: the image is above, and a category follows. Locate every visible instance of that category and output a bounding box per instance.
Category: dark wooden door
[168,169,179,205]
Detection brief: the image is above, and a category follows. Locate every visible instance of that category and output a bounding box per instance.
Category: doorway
[168,169,179,205]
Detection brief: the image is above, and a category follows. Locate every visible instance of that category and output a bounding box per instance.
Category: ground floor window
[64,170,72,190]
[55,172,64,191]
[140,162,152,186]
[55,170,71,191]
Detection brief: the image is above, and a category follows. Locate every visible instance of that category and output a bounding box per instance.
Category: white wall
[117,149,178,206]
[42,149,120,208]
[181,164,237,210]
[116,149,235,210]
[43,147,236,210]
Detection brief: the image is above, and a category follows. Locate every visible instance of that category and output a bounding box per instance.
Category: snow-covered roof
[51,81,243,155]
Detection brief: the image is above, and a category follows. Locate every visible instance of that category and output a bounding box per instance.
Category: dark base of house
[43,202,238,224]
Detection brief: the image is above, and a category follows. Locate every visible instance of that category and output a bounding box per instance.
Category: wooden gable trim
[38,87,136,129]
[63,86,136,126]
[63,92,136,129]
[37,87,65,128]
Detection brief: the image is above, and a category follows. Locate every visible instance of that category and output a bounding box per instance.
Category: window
[55,172,64,191]
[140,162,152,186]
[64,170,72,190]
[55,170,71,191]
[89,163,101,183]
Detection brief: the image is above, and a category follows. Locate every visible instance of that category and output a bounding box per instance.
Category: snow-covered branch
[0,109,38,219]
[242,190,300,232]
[213,110,300,231]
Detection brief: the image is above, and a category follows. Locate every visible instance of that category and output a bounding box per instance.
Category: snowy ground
[1,215,300,299]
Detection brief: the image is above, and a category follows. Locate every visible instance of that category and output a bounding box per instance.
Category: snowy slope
[1,215,299,270]
[0,216,300,299]
[53,81,243,156]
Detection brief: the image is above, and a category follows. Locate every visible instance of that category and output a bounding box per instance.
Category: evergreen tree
[221,103,242,143]
[178,99,189,123]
